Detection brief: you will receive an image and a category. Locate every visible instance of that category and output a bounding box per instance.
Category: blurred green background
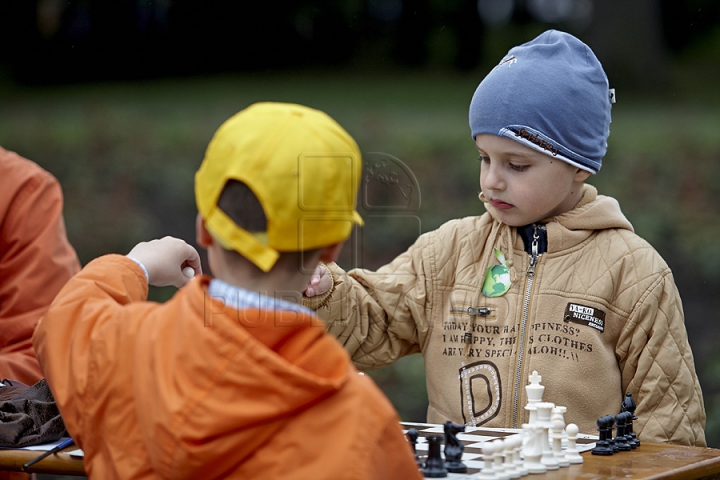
[2,0,720,454]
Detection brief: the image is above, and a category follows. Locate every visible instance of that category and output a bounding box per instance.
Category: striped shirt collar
[207,278,314,316]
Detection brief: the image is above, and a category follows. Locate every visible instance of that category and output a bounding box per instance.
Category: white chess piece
[550,406,569,467]
[565,423,584,464]
[550,406,567,432]
[550,405,567,443]
[524,404,537,431]
[476,440,498,480]
[506,434,525,478]
[493,439,509,480]
[501,437,519,479]
[524,371,544,425]
[182,266,195,279]
[536,402,559,470]
[521,423,546,474]
[508,434,527,477]
[551,418,570,467]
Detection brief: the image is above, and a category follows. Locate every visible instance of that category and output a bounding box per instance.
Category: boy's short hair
[469,29,613,174]
[216,180,268,233]
[195,102,363,272]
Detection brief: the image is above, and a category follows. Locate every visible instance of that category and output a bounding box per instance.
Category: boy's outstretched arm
[303,231,442,371]
[32,237,201,445]
[616,270,706,447]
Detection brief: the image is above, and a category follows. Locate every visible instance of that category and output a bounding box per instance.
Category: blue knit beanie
[469,30,613,174]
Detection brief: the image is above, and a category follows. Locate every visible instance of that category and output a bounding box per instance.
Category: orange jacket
[33,255,422,480]
[0,146,79,385]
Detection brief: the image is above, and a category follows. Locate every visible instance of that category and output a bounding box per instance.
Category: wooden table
[0,445,85,476]
[533,442,720,479]
[0,439,719,478]
[404,422,720,479]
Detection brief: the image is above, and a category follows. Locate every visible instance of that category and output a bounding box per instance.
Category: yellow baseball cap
[195,102,363,272]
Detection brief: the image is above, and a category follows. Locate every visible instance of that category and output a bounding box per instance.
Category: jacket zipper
[511,224,540,428]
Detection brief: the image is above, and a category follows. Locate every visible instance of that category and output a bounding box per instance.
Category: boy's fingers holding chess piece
[127,236,202,288]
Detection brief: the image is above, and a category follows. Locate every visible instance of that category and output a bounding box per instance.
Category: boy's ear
[575,168,592,182]
[196,213,214,248]
[318,242,343,264]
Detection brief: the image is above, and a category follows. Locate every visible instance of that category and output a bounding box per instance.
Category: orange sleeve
[32,255,148,442]
[0,149,80,384]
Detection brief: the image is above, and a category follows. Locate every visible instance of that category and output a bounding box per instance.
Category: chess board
[401,422,598,478]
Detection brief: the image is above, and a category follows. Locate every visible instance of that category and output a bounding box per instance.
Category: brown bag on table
[0,379,68,448]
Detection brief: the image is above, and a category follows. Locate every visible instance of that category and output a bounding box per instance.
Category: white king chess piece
[525,371,544,425]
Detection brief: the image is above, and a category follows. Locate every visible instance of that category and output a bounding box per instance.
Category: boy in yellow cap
[33,103,422,479]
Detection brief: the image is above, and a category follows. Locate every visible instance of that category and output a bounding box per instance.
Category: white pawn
[507,434,526,478]
[509,434,528,477]
[501,437,519,479]
[476,440,498,480]
[550,406,567,442]
[521,423,546,475]
[493,439,509,480]
[551,419,570,467]
[565,423,584,464]
[550,406,567,433]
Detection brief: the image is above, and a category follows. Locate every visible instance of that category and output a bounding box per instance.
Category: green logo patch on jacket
[481,248,511,297]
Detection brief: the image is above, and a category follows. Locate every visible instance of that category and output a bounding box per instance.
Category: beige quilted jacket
[306,185,706,446]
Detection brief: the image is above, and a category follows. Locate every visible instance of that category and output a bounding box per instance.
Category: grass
[1,69,719,445]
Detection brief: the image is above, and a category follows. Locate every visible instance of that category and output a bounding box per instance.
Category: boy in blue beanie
[304,30,706,446]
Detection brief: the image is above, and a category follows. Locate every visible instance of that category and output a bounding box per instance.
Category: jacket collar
[484,184,634,254]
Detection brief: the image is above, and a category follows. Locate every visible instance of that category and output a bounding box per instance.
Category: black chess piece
[442,421,467,473]
[614,412,631,451]
[621,392,640,447]
[604,415,619,453]
[591,415,615,455]
[422,435,448,478]
[621,392,635,414]
[621,411,637,449]
[406,428,423,468]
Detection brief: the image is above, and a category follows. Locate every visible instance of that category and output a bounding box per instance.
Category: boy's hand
[127,237,202,288]
[304,263,332,297]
